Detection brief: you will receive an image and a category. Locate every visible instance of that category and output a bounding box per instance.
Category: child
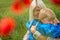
[23,0,47,40]
[38,8,59,24]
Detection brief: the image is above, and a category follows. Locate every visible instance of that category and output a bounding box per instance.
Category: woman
[23,6,47,40]
[23,6,60,40]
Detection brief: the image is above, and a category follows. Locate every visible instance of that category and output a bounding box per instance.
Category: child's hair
[39,8,56,21]
[33,6,42,19]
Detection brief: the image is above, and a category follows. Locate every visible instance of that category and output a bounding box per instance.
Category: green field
[0,0,60,40]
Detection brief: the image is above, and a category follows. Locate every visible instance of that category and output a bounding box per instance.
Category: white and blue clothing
[26,19,60,40]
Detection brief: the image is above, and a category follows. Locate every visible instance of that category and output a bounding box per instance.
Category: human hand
[30,26,36,34]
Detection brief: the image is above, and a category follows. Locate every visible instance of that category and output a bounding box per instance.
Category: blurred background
[0,0,60,40]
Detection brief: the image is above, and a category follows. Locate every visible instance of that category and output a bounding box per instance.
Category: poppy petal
[51,0,60,5]
[0,17,16,37]
[10,0,32,14]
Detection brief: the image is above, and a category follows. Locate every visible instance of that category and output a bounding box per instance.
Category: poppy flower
[11,2,24,14]
[50,0,60,5]
[0,17,16,37]
[23,0,32,7]
[11,0,32,14]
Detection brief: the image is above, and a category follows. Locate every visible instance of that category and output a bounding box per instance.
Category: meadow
[0,0,60,40]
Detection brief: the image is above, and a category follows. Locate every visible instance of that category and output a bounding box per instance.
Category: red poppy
[23,0,32,7]
[11,2,24,14]
[0,17,16,37]
[11,0,32,14]
[50,0,60,5]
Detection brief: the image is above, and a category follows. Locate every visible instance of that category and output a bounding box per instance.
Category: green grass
[0,0,60,40]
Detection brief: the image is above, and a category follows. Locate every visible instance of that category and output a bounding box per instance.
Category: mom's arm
[23,31,29,40]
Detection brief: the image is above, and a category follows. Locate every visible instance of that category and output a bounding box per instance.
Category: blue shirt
[26,19,60,40]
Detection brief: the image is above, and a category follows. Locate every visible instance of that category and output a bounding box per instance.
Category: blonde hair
[39,8,56,21]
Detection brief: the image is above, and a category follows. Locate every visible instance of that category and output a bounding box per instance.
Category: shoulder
[26,19,41,26]
[26,19,42,29]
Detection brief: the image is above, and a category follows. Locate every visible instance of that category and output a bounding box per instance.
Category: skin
[31,26,47,40]
[30,7,48,40]
[39,8,59,24]
[23,31,29,40]
[23,6,47,40]
[30,18,59,40]
[30,19,59,40]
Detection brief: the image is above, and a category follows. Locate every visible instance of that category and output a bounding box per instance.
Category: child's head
[39,8,56,22]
